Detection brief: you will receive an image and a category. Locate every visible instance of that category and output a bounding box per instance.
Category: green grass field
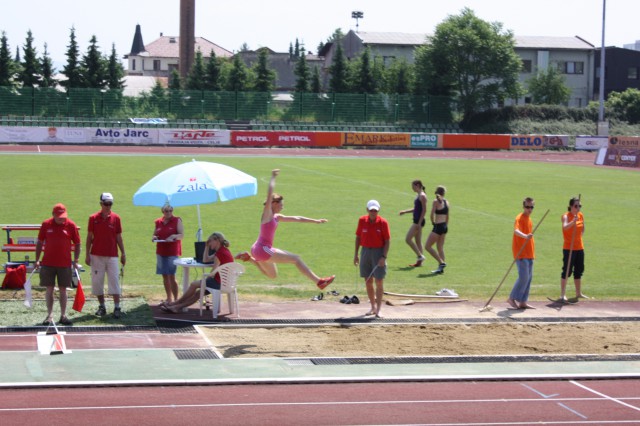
[1,151,638,303]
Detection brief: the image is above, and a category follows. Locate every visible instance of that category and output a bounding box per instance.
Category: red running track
[1,380,639,425]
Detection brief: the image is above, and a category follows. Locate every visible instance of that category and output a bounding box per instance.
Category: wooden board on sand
[384,291,460,299]
[386,298,468,306]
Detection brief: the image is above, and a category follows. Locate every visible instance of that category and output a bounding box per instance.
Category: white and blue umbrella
[133,160,257,240]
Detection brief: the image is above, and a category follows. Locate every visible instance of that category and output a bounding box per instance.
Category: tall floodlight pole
[598,0,608,135]
[352,11,364,32]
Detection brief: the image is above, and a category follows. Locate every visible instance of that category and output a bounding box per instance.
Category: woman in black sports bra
[399,179,427,267]
[425,185,449,274]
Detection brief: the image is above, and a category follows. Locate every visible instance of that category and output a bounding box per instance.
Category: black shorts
[432,222,448,235]
[204,276,221,291]
[561,249,585,279]
[413,218,426,227]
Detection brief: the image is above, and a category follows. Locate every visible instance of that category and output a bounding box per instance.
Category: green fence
[0,86,454,124]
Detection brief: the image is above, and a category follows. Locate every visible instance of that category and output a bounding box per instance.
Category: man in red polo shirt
[35,203,81,326]
[354,199,390,318]
[85,193,126,319]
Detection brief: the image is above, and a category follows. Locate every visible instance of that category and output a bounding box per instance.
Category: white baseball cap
[100,192,114,203]
[366,200,380,211]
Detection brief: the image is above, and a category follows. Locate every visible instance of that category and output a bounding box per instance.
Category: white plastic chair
[199,262,245,319]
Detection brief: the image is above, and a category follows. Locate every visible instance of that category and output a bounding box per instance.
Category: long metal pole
[598,0,606,122]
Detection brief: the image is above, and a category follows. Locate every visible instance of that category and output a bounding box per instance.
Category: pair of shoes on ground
[234,252,251,262]
[409,255,426,267]
[317,275,335,290]
[311,293,323,301]
[340,295,360,304]
[41,317,73,326]
[95,305,122,318]
[432,262,447,274]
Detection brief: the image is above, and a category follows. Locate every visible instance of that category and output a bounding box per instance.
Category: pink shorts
[251,242,274,262]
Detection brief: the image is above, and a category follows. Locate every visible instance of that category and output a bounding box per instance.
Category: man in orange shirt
[354,200,390,318]
[560,197,586,301]
[507,197,536,309]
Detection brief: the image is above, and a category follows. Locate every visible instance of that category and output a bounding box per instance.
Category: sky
[1,0,637,70]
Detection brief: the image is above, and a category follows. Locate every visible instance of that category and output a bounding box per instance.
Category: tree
[168,69,182,90]
[383,57,413,94]
[310,66,322,93]
[40,43,56,88]
[0,32,16,87]
[81,35,106,88]
[225,54,249,91]
[185,48,206,90]
[203,50,221,91]
[252,48,275,92]
[526,66,571,105]
[148,79,167,112]
[106,43,125,90]
[294,38,300,59]
[350,47,376,94]
[294,51,310,92]
[19,30,42,87]
[606,88,640,124]
[414,8,522,122]
[328,39,349,93]
[60,27,82,89]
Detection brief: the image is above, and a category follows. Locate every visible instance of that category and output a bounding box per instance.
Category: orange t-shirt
[512,213,534,259]
[562,212,584,250]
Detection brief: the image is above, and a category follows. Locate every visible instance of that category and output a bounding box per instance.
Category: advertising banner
[543,135,569,148]
[0,126,86,143]
[0,126,33,143]
[608,136,640,149]
[158,129,231,146]
[232,131,317,147]
[410,133,439,149]
[88,128,157,144]
[343,132,410,147]
[510,135,545,150]
[575,136,608,150]
[602,147,640,168]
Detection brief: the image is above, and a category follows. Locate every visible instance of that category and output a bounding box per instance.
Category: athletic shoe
[317,275,335,290]
[113,307,122,319]
[432,263,447,274]
[409,259,424,267]
[235,252,251,262]
[58,316,73,326]
[95,306,107,317]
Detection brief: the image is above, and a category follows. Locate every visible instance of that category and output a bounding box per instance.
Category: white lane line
[0,396,633,412]
[557,401,588,419]
[571,380,640,412]
[520,382,559,398]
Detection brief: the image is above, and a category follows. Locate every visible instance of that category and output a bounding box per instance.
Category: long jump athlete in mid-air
[236,169,335,290]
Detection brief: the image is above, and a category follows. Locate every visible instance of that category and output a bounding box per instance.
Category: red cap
[52,203,68,219]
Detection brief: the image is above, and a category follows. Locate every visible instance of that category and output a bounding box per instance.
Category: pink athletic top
[256,217,278,248]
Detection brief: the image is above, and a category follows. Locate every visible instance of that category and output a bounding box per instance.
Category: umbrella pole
[196,204,203,242]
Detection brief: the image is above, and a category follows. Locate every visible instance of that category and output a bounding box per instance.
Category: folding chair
[199,262,245,319]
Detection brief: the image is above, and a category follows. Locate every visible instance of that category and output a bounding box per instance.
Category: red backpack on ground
[2,264,27,289]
